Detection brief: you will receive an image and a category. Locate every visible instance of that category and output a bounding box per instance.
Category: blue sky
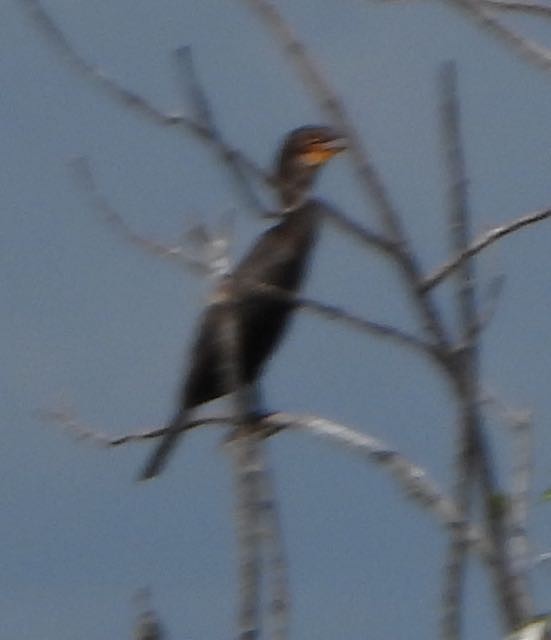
[3,1,551,638]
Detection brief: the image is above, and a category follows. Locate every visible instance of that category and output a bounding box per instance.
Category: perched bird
[140,125,346,480]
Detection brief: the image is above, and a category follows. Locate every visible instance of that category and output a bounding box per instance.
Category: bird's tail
[138,410,188,481]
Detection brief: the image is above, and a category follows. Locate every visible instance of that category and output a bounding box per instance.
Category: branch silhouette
[20,0,271,217]
[422,207,551,291]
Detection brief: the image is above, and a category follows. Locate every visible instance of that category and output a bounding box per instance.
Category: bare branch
[440,62,531,631]
[39,407,227,446]
[246,280,439,360]
[441,62,476,340]
[507,413,533,584]
[173,46,217,129]
[317,201,397,257]
[70,157,218,275]
[172,46,269,215]
[451,273,507,356]
[45,404,494,558]
[254,446,291,640]
[382,0,551,18]
[483,391,534,589]
[21,0,271,215]
[229,433,264,640]
[447,0,551,71]
[423,207,551,291]
[466,274,506,341]
[440,60,477,640]
[381,0,551,69]
[480,0,551,17]
[20,0,185,124]
[259,412,495,561]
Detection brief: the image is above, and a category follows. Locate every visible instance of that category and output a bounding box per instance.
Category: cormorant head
[275,125,347,208]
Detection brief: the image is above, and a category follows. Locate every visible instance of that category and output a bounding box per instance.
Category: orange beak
[299,137,347,167]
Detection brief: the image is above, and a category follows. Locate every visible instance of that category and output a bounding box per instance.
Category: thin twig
[465,274,506,342]
[246,280,439,360]
[174,46,217,128]
[39,407,227,446]
[382,0,551,70]
[317,200,396,256]
[423,208,551,291]
[172,46,269,215]
[447,0,551,71]
[70,157,216,274]
[440,60,477,640]
[480,0,551,18]
[21,0,271,215]
[381,0,551,18]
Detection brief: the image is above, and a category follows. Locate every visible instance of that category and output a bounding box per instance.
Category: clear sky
[3,1,551,638]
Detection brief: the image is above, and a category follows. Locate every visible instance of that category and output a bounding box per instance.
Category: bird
[139,125,347,480]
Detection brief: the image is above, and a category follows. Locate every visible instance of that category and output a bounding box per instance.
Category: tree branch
[20,0,271,216]
[422,208,551,291]
[254,446,290,640]
[440,61,531,633]
[70,157,225,275]
[229,433,264,640]
[261,412,495,563]
[440,60,476,640]
[39,407,227,446]
[483,390,534,592]
[480,0,551,18]
[172,46,269,215]
[42,405,494,565]
[446,0,551,71]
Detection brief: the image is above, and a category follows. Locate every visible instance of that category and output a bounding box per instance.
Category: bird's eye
[307,137,322,147]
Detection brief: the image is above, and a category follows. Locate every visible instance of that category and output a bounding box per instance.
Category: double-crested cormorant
[140,126,346,480]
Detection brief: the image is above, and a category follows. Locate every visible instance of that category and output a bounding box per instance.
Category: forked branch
[21,0,271,216]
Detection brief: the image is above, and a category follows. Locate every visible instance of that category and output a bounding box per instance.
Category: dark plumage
[140,126,346,480]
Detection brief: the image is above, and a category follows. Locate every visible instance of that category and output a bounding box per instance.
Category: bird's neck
[278,165,317,209]
[277,200,322,247]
